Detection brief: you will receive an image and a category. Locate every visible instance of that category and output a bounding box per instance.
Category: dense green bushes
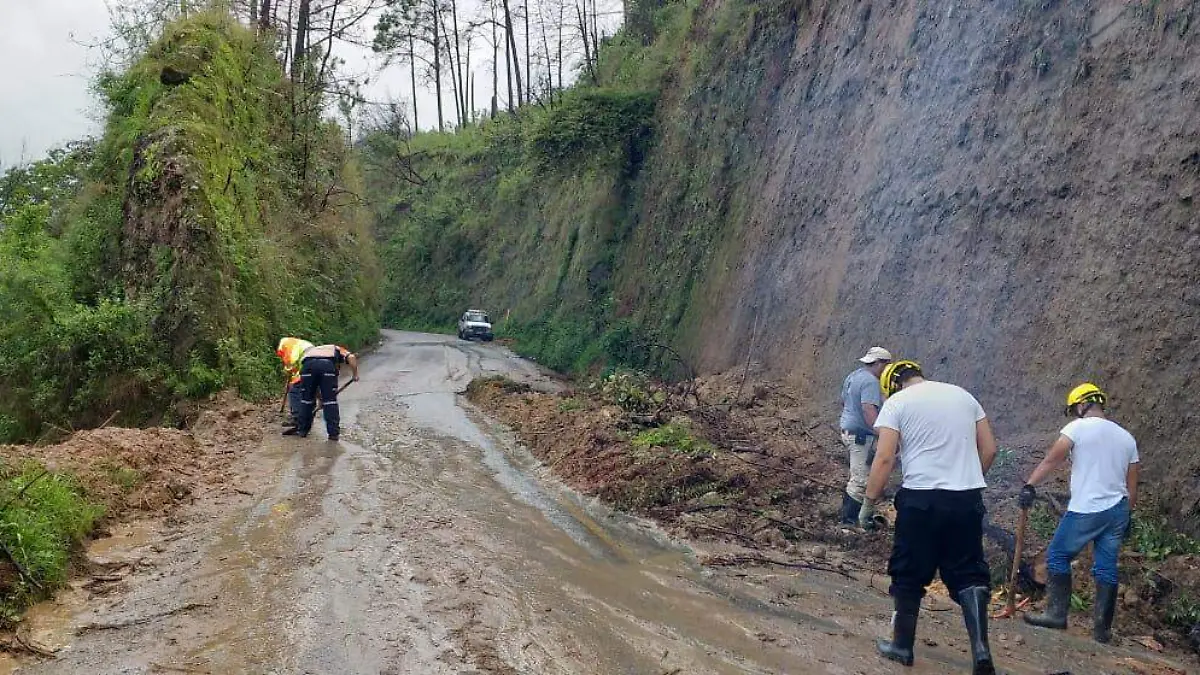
[0,12,379,442]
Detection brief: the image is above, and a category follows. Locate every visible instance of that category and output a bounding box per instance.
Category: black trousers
[297,357,340,436]
[888,488,991,602]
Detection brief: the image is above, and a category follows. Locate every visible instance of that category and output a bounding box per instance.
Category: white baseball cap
[859,347,893,364]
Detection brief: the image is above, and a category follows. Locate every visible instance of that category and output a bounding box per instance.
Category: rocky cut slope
[674,0,1200,526]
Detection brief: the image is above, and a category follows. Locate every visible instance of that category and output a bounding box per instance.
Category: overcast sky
[0,0,113,166]
[0,0,615,168]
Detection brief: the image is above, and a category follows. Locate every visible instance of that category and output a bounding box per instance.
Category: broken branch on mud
[75,602,212,633]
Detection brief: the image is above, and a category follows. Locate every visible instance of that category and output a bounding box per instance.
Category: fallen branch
[703,553,856,580]
[76,602,212,633]
[689,524,758,546]
[0,470,50,513]
[0,634,56,658]
[99,409,122,429]
[0,540,43,591]
[725,451,842,492]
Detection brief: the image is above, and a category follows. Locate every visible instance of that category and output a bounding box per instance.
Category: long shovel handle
[315,379,355,413]
[1006,506,1029,615]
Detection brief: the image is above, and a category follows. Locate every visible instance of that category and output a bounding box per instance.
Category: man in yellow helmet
[859,359,998,674]
[1019,383,1139,644]
[276,337,315,434]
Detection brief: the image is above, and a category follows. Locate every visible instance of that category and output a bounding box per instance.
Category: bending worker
[838,346,892,524]
[1020,383,1139,644]
[277,336,314,432]
[296,344,359,441]
[859,360,998,675]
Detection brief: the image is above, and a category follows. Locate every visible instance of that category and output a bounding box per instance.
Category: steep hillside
[0,12,380,441]
[366,0,1200,528]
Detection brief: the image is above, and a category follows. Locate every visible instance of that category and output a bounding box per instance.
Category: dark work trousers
[888,488,991,603]
[297,357,340,437]
[287,381,304,427]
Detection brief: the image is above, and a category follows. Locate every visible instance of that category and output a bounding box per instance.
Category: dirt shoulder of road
[466,371,1200,666]
[0,391,270,658]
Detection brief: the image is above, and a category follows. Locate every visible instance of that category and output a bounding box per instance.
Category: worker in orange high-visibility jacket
[276,337,315,433]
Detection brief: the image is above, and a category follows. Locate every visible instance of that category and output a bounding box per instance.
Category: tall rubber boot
[1025,571,1071,630]
[1093,583,1118,644]
[958,586,996,675]
[877,596,919,666]
[840,493,863,525]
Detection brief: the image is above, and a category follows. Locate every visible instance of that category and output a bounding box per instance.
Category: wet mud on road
[12,331,1193,674]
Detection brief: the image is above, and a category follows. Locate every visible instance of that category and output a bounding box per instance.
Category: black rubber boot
[840,493,863,525]
[282,426,299,436]
[877,596,919,666]
[1093,582,1118,644]
[958,586,996,675]
[1025,571,1071,630]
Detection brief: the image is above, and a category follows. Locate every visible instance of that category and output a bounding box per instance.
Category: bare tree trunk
[410,33,420,131]
[283,0,294,75]
[575,2,596,83]
[491,2,499,117]
[259,0,272,30]
[504,19,514,111]
[432,0,444,132]
[556,0,564,92]
[449,0,467,126]
[523,0,531,102]
[502,0,523,107]
[291,0,310,82]
[440,12,462,129]
[540,11,552,104]
[250,0,258,24]
[590,0,599,56]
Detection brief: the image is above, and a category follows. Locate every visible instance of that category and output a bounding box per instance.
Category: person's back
[1060,416,1136,514]
[840,368,879,434]
[876,380,987,491]
[864,361,997,675]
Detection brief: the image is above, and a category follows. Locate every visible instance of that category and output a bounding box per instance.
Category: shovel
[995,505,1029,619]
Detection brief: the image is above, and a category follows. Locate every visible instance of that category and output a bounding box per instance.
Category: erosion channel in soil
[7,331,1192,674]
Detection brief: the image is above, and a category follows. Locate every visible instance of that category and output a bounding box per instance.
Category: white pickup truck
[457,309,494,341]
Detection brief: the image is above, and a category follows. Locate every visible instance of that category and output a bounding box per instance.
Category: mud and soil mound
[4,392,266,519]
[468,373,1200,660]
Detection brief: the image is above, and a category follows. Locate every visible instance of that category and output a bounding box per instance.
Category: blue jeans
[1045,498,1129,586]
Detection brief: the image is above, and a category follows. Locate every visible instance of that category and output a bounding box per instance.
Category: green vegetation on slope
[0,465,103,624]
[0,12,380,442]
[364,0,793,375]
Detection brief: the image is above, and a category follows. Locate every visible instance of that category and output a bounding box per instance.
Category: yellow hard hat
[881,360,923,398]
[1065,382,1106,416]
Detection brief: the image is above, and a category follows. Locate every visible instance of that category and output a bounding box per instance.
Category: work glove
[1018,484,1037,509]
[858,497,877,531]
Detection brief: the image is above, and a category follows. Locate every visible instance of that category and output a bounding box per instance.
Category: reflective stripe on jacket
[276,338,315,383]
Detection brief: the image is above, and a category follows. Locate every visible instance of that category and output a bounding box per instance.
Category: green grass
[1129,513,1200,562]
[0,466,104,623]
[632,422,714,457]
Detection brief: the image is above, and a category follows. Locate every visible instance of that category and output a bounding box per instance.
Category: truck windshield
[466,312,489,322]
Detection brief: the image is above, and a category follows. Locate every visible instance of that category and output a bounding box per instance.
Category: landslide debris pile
[0,10,379,444]
[468,373,1200,657]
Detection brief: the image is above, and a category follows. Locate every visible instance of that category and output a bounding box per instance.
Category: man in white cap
[837,346,892,523]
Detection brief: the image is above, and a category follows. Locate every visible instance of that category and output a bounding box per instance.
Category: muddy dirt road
[12,331,1192,674]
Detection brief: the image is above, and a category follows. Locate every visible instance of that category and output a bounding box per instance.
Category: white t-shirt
[1060,417,1139,514]
[874,380,988,491]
